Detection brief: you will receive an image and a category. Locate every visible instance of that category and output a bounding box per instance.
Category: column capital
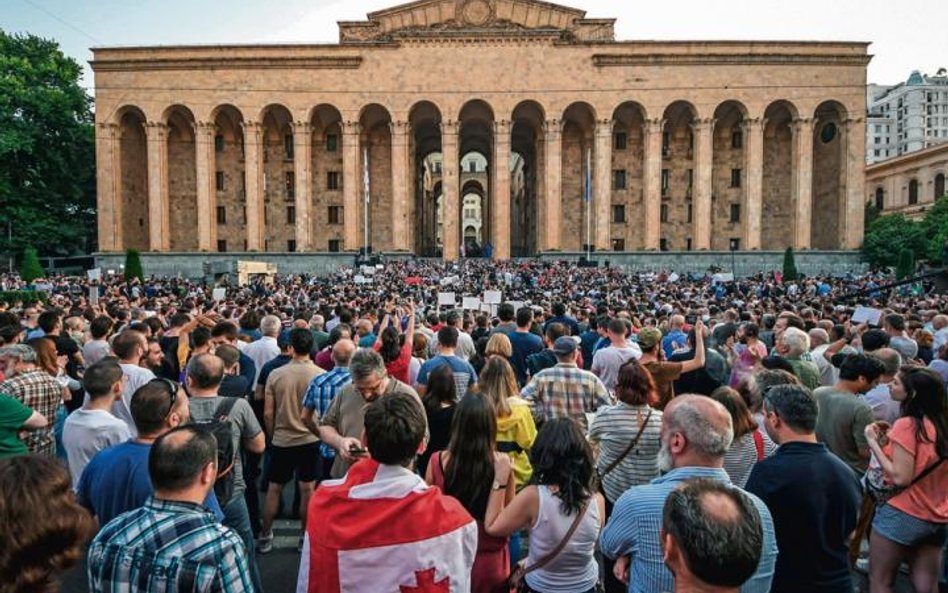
[389,120,411,136]
[341,120,361,135]
[143,121,169,137]
[543,119,563,136]
[643,118,666,134]
[842,117,865,126]
[690,117,716,132]
[97,121,120,131]
[790,117,816,131]
[595,119,614,135]
[742,117,766,132]
[440,119,460,136]
[192,121,218,135]
[291,121,314,134]
[493,119,512,135]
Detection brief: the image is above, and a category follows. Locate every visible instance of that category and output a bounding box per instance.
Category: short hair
[884,313,906,331]
[83,358,123,400]
[37,310,61,333]
[191,326,212,348]
[545,322,567,343]
[130,379,179,436]
[861,329,890,352]
[870,348,902,377]
[665,397,733,458]
[289,327,314,355]
[210,321,238,340]
[779,327,810,357]
[615,360,657,406]
[663,478,763,588]
[552,302,566,316]
[515,307,533,328]
[497,303,515,322]
[838,353,886,383]
[111,330,144,360]
[187,353,225,389]
[763,384,818,433]
[89,316,114,340]
[214,344,240,369]
[445,310,461,327]
[778,313,805,330]
[363,392,426,466]
[149,426,217,492]
[349,348,386,382]
[607,318,628,336]
[169,313,192,328]
[437,326,459,349]
[259,315,282,337]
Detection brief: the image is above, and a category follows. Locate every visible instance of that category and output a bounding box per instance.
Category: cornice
[592,53,872,67]
[90,56,363,72]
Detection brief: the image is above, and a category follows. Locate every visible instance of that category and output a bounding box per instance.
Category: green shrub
[19,247,43,283]
[124,249,143,281]
[782,247,798,282]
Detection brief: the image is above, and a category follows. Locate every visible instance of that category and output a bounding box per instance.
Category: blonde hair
[479,357,518,417]
[485,333,512,359]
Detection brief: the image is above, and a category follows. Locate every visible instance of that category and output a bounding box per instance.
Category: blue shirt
[661,329,687,359]
[256,354,291,389]
[416,354,477,399]
[77,440,223,526]
[302,367,352,459]
[508,330,545,386]
[600,466,777,593]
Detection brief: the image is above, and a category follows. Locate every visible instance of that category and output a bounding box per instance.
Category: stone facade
[866,142,948,219]
[92,0,871,261]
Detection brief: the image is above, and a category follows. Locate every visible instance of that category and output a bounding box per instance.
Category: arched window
[909,179,919,205]
[875,187,884,210]
[936,173,946,201]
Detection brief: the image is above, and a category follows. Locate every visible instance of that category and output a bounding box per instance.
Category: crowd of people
[0,258,945,593]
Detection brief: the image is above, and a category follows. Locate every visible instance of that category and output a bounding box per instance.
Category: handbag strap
[909,456,946,488]
[601,409,652,478]
[522,497,591,576]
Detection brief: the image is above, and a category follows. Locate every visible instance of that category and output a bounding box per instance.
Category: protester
[109,329,156,436]
[416,326,478,398]
[638,321,707,409]
[710,386,763,487]
[0,344,61,456]
[479,356,536,489]
[591,318,643,393]
[373,302,415,384]
[418,364,458,477]
[0,392,46,459]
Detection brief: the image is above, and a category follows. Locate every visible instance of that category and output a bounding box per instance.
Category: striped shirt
[600,466,778,593]
[521,363,611,430]
[588,403,663,503]
[302,366,352,459]
[723,432,760,488]
[88,497,252,593]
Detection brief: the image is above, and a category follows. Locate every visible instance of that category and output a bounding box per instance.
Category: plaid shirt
[302,366,352,459]
[520,362,611,430]
[0,369,62,456]
[88,497,252,593]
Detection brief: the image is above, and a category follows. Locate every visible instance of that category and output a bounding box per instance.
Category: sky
[4,0,947,92]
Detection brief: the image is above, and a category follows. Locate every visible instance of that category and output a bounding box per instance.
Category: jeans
[222,493,264,593]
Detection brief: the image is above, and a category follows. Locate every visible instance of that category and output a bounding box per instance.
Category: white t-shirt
[243,336,281,385]
[62,408,131,488]
[116,364,156,436]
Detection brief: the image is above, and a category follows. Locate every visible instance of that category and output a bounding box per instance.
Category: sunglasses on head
[149,377,179,418]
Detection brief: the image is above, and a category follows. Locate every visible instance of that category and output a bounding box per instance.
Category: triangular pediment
[339,0,615,43]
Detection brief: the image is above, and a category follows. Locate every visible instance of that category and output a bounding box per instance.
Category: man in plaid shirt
[301,339,355,479]
[0,344,61,456]
[88,425,252,593]
[521,336,611,430]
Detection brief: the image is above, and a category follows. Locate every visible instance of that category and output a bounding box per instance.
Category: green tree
[920,197,948,263]
[19,246,43,282]
[782,247,798,282]
[124,249,143,281]
[895,248,915,279]
[862,213,926,268]
[0,31,96,258]
[865,200,881,228]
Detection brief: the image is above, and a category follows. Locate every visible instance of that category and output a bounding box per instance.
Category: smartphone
[348,446,369,457]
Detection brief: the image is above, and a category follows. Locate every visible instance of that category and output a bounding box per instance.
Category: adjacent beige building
[867,142,948,219]
[92,0,871,260]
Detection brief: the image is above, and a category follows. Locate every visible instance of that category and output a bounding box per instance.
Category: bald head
[808,328,829,348]
[332,338,357,367]
[670,314,685,329]
[933,315,948,331]
[870,348,902,378]
[664,394,734,464]
[293,319,309,330]
[186,353,225,391]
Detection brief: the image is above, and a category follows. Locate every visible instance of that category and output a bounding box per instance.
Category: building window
[686,204,693,223]
[217,239,227,252]
[328,205,341,224]
[660,204,669,223]
[328,239,341,252]
[731,130,743,149]
[661,169,670,196]
[875,187,885,210]
[820,122,837,144]
[730,204,741,223]
[215,171,225,191]
[613,169,627,190]
[730,168,742,188]
[216,205,226,225]
[214,134,224,152]
[284,134,294,159]
[327,171,340,190]
[936,173,946,200]
[287,239,296,252]
[729,238,741,251]
[614,132,628,151]
[662,131,671,157]
[660,238,668,251]
[285,171,295,200]
[685,238,692,251]
[287,205,296,225]
[909,179,919,205]
[686,169,693,195]
[612,205,626,223]
[612,238,625,251]
[326,134,338,152]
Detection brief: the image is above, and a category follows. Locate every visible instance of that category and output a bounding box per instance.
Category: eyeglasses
[354,376,385,399]
[149,377,179,418]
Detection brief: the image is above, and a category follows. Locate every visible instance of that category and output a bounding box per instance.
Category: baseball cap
[637,327,663,350]
[552,336,578,356]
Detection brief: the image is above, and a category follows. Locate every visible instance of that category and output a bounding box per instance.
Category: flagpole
[585,147,591,261]
[363,146,369,259]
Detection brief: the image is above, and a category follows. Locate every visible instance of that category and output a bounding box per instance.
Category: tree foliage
[782,247,798,282]
[895,248,915,279]
[862,212,927,268]
[124,249,143,281]
[19,246,43,282]
[0,30,95,257]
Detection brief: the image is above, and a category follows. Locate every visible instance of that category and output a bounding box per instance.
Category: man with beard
[600,395,778,593]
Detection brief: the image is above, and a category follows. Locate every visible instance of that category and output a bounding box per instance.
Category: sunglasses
[149,377,179,418]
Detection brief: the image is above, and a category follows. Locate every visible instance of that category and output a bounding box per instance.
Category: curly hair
[0,455,92,593]
[529,418,594,515]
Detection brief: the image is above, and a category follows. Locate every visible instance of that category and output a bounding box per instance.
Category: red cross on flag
[297,459,478,593]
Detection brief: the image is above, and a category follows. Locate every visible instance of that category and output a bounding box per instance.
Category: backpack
[192,397,239,506]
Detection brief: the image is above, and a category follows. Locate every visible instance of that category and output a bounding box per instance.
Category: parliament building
[92,0,871,261]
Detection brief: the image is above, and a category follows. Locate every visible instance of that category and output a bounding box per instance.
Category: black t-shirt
[669,350,722,396]
[219,374,252,399]
[159,335,180,380]
[745,441,861,593]
[417,404,456,478]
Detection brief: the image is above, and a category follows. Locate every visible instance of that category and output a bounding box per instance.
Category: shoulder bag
[507,499,591,593]
[598,409,653,484]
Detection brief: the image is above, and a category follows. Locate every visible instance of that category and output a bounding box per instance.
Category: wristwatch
[491,479,507,491]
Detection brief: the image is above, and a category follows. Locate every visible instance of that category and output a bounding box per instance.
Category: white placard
[462,296,481,311]
[212,288,226,301]
[89,286,99,306]
[480,302,493,313]
[354,275,373,284]
[667,273,680,283]
[507,300,525,312]
[87,268,101,281]
[440,275,459,287]
[361,265,377,276]
[852,306,883,326]
[438,292,456,306]
[483,290,502,304]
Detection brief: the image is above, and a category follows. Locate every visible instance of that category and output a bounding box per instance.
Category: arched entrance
[409,101,443,256]
[762,101,796,250]
[260,104,294,252]
[561,102,596,252]
[210,104,245,252]
[611,101,646,250]
[458,100,495,258]
[117,106,148,250]
[360,104,393,253]
[661,101,698,251]
[511,101,545,256]
[462,178,486,256]
[711,101,747,251]
[310,104,343,252]
[812,101,847,249]
[164,105,198,251]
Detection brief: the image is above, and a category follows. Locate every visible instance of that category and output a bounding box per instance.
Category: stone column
[842,118,866,249]
[241,121,264,252]
[95,122,122,251]
[341,121,361,252]
[594,119,613,251]
[642,118,664,250]
[692,118,715,250]
[390,120,411,252]
[291,121,313,251]
[492,119,512,259]
[791,117,815,249]
[193,121,217,252]
[441,120,460,261]
[742,118,765,250]
[144,121,169,251]
[543,119,563,252]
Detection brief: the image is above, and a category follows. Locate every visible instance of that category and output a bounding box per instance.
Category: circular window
[820,122,837,144]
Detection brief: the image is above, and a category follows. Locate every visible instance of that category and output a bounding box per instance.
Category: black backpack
[193,397,239,506]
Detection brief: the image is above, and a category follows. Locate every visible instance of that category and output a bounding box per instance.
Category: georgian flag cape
[296,459,478,593]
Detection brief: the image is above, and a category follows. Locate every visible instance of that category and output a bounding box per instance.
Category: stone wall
[94,252,358,280]
[120,112,149,250]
